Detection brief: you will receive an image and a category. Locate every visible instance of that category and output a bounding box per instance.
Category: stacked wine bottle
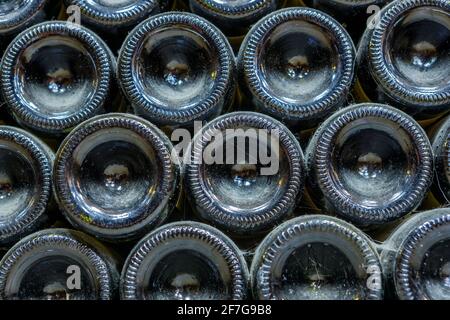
[0,0,449,301]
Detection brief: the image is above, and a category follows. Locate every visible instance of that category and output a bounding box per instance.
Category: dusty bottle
[356,0,450,122]
[62,0,169,50]
[0,126,54,246]
[381,208,450,300]
[63,0,161,31]
[117,12,236,130]
[302,0,388,41]
[120,221,249,300]
[0,228,119,300]
[53,113,181,242]
[184,111,305,236]
[237,7,356,129]
[251,215,383,300]
[189,0,282,38]
[306,103,433,227]
[0,0,60,41]
[430,115,450,204]
[0,21,116,136]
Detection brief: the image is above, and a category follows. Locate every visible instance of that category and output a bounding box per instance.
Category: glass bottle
[237,7,356,129]
[356,0,450,122]
[430,114,450,204]
[0,21,116,136]
[381,208,450,300]
[306,103,433,227]
[184,111,305,236]
[0,0,60,42]
[62,0,168,50]
[53,113,181,243]
[120,221,249,300]
[117,12,236,131]
[0,228,119,300]
[189,0,282,38]
[251,215,383,300]
[0,126,54,246]
[63,0,160,31]
[302,0,388,41]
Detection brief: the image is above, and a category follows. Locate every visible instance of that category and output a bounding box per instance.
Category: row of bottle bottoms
[0,0,448,300]
[0,1,399,45]
[0,1,449,136]
[0,209,448,300]
[0,106,449,299]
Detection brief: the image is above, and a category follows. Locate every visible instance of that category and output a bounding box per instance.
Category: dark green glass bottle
[306,103,433,227]
[251,215,383,300]
[356,0,450,122]
[381,208,450,300]
[0,229,120,300]
[121,222,249,300]
[53,113,181,243]
[0,21,117,136]
[238,7,356,129]
[0,126,54,246]
[303,0,388,41]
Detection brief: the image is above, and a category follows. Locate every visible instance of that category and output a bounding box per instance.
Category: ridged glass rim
[310,103,433,224]
[0,229,114,300]
[431,116,450,202]
[64,0,159,25]
[185,111,305,233]
[369,0,450,106]
[0,126,52,243]
[251,215,383,300]
[394,210,450,300]
[120,221,249,300]
[190,0,273,16]
[239,7,355,120]
[0,0,46,31]
[53,113,177,238]
[0,21,113,132]
[118,12,234,124]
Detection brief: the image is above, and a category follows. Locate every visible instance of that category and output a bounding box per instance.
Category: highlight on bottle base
[0,0,449,305]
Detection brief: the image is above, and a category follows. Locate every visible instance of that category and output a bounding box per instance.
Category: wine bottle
[120,221,249,300]
[63,0,160,31]
[0,21,116,136]
[0,126,54,246]
[306,103,433,227]
[117,12,235,130]
[62,0,166,50]
[0,228,119,300]
[356,0,450,122]
[381,208,450,300]
[0,0,60,41]
[430,115,450,204]
[189,0,281,37]
[53,113,180,243]
[251,215,383,300]
[185,111,305,236]
[237,7,356,129]
[302,0,388,41]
